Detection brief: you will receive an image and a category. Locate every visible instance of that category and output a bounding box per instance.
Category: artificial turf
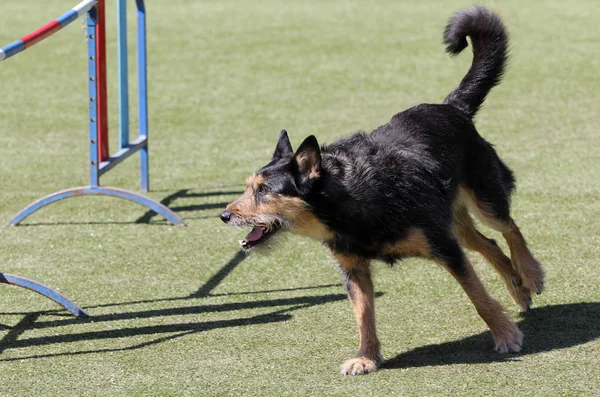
[0,0,599,395]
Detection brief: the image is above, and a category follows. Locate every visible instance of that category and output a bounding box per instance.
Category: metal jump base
[0,273,87,317]
[1,0,183,316]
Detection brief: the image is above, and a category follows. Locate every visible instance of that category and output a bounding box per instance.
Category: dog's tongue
[245,227,264,242]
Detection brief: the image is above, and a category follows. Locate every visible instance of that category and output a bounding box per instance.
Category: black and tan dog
[220,6,544,375]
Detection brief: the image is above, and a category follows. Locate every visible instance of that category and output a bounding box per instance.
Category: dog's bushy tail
[442,6,508,119]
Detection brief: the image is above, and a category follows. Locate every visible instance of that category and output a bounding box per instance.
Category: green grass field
[1,0,599,395]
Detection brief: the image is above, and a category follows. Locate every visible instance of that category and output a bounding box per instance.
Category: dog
[220,6,545,375]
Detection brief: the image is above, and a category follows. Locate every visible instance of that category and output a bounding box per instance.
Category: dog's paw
[515,256,545,295]
[493,322,523,353]
[521,269,544,296]
[340,357,378,375]
[529,274,545,296]
[508,276,533,312]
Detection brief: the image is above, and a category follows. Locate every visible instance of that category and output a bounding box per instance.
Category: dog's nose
[219,210,232,223]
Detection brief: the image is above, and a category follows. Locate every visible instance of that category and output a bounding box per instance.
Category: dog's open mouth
[239,224,281,250]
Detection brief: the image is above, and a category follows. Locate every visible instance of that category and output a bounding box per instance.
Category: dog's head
[220,130,331,252]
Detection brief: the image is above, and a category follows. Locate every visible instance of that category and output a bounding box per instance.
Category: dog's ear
[272,130,294,160]
[293,135,321,182]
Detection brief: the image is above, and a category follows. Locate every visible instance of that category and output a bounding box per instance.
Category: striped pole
[137,0,149,192]
[4,0,183,226]
[96,0,109,163]
[0,0,97,62]
[87,6,100,187]
[118,0,130,150]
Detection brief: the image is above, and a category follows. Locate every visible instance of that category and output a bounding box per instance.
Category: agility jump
[1,0,182,316]
[1,0,184,227]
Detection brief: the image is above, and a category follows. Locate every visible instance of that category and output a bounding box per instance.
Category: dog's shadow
[382,302,600,369]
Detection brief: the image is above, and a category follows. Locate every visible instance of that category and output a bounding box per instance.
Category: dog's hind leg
[430,232,523,353]
[453,205,532,311]
[501,219,544,295]
[460,188,545,295]
[332,252,381,375]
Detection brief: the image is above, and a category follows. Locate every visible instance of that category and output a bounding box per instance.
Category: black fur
[246,6,513,265]
[266,106,511,263]
[443,6,509,119]
[272,130,294,160]
[222,7,543,373]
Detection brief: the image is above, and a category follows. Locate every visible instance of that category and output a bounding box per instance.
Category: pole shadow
[381,302,600,370]
[192,251,247,297]
[0,250,352,362]
[15,189,241,226]
[135,189,242,224]
[0,292,351,362]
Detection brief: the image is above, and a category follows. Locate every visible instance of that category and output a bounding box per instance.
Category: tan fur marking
[457,186,544,294]
[440,254,523,352]
[501,219,545,294]
[341,357,378,375]
[271,196,335,241]
[382,228,432,258]
[296,153,320,179]
[457,186,509,232]
[227,174,269,216]
[333,252,359,272]
[228,174,261,215]
[452,205,532,310]
[226,179,334,241]
[225,184,255,214]
[452,206,508,269]
[332,252,380,373]
[309,168,320,180]
[252,174,265,190]
[245,173,256,188]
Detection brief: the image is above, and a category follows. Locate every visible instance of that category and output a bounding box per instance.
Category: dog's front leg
[332,252,381,375]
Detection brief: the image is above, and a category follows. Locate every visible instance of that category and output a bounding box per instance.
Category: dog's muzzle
[219,210,232,223]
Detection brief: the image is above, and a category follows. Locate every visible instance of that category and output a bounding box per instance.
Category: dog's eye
[257,184,269,195]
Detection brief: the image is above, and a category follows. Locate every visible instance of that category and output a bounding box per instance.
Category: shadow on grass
[2,248,598,368]
[0,294,349,353]
[0,250,350,362]
[0,292,352,362]
[134,188,242,224]
[382,302,600,370]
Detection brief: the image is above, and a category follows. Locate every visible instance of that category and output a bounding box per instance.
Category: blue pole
[118,0,129,149]
[136,0,149,192]
[0,273,88,317]
[87,7,99,187]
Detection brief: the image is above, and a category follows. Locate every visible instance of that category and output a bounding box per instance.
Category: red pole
[95,0,109,163]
